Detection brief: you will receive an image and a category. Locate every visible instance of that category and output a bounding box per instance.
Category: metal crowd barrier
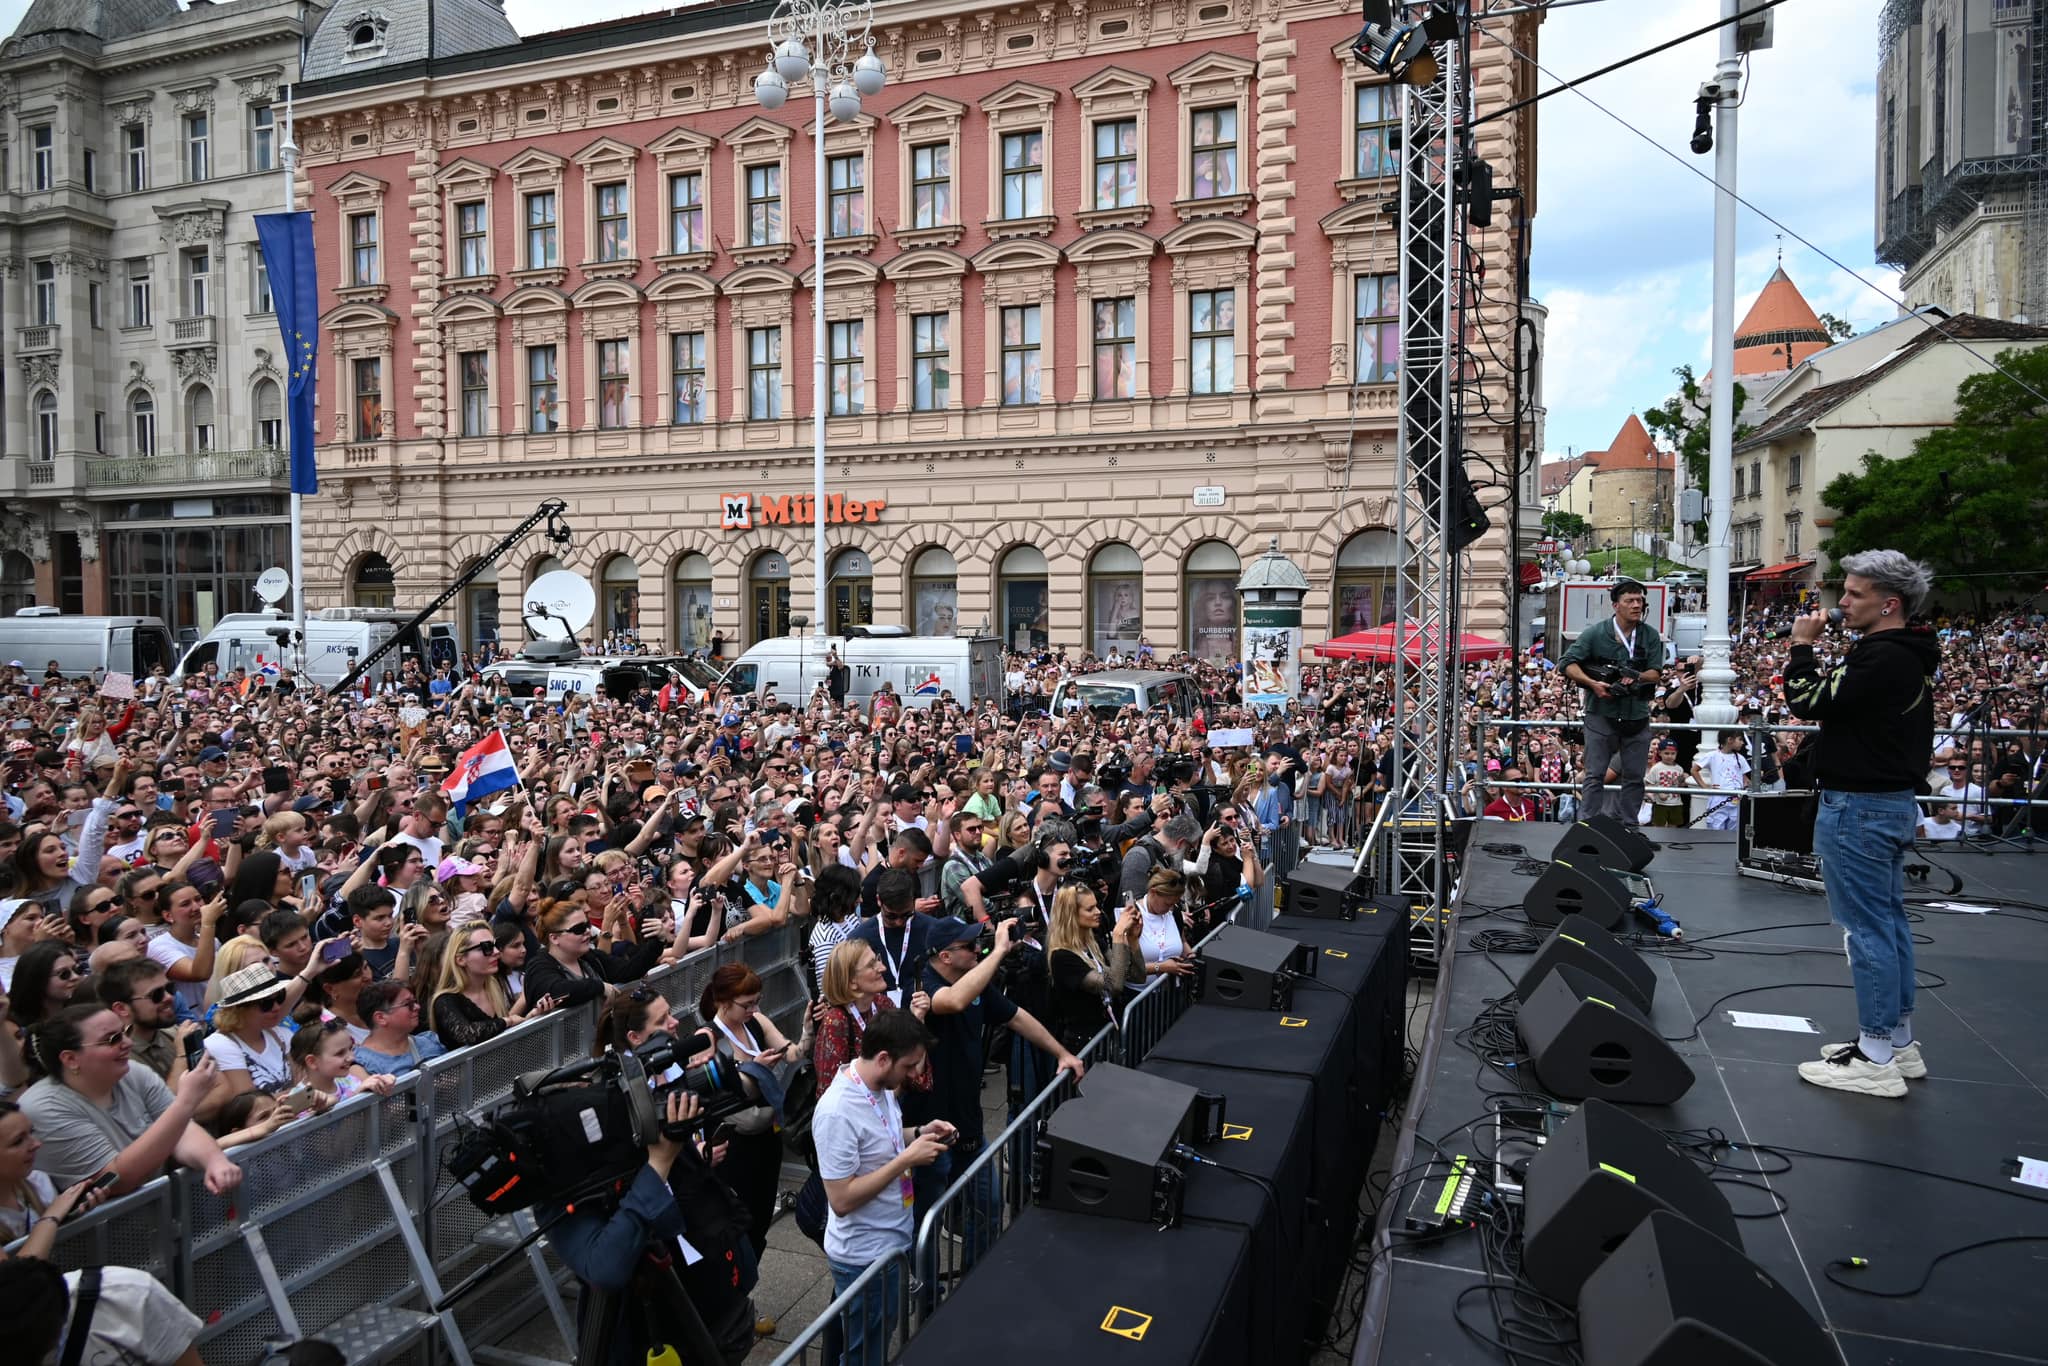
[11,923,812,1366]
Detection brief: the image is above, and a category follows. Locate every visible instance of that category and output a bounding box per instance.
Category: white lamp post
[754,0,883,638]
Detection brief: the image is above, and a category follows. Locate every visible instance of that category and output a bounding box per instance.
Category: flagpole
[504,727,552,835]
[282,84,308,682]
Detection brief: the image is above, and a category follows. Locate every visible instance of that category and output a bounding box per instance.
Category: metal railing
[84,448,291,488]
[10,923,811,1366]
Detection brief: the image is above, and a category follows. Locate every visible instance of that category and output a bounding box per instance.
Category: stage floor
[1364,831,2048,1366]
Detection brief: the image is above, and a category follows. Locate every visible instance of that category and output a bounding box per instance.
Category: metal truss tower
[1384,26,1466,969]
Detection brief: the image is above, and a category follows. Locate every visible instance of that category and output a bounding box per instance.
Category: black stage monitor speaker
[1554,816,1655,873]
[1521,1100,1738,1303]
[1039,1063,1217,1224]
[1516,915,1656,1015]
[1525,859,1632,930]
[1194,924,1312,1011]
[1578,1210,1834,1366]
[1283,860,1368,920]
[1518,965,1694,1105]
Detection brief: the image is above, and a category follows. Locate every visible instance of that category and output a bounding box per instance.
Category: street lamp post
[754,0,885,639]
[1629,500,1638,576]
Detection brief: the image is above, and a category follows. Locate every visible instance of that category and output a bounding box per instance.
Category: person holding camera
[1044,884,1145,1054]
[815,1008,950,1366]
[547,990,759,1365]
[1559,579,1664,826]
[911,918,1084,1253]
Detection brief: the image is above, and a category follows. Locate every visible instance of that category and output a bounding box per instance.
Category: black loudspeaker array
[1035,1063,1224,1226]
[1553,816,1656,873]
[1192,925,1315,1011]
[1283,860,1368,921]
[1517,964,1694,1105]
[1525,859,1633,930]
[1515,914,1656,1015]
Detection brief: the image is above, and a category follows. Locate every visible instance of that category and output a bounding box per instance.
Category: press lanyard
[879,927,907,1006]
[844,1064,914,1208]
[1613,619,1638,662]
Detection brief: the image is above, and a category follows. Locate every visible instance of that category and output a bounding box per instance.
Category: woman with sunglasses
[9,942,82,1032]
[428,924,557,1047]
[288,1020,395,1105]
[18,1002,240,1194]
[521,898,663,1010]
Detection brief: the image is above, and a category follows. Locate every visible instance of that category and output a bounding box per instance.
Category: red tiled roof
[1733,267,1831,376]
[1587,414,1670,472]
[1539,456,1585,495]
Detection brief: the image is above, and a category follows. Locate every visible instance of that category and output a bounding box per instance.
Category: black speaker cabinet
[1039,1063,1201,1224]
[1521,1100,1737,1302]
[1518,965,1694,1105]
[1516,914,1656,1014]
[1525,859,1632,930]
[1283,860,1368,920]
[1194,924,1310,1011]
[1553,816,1656,873]
[1578,1211,1833,1366]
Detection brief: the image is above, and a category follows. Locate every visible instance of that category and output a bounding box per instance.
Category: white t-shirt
[145,933,206,1013]
[388,831,445,869]
[1695,750,1751,813]
[815,1064,913,1266]
[1920,815,1963,841]
[204,1026,293,1092]
[62,1264,204,1366]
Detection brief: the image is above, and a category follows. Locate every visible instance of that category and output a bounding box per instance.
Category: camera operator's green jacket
[1558,621,1664,724]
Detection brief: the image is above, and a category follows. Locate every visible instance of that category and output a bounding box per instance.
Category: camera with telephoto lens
[445,1036,750,1216]
[1156,754,1198,787]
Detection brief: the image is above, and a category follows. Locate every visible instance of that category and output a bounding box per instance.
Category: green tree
[1818,311,1856,341]
[1540,509,1591,542]
[1642,365,1752,543]
[1820,346,2048,616]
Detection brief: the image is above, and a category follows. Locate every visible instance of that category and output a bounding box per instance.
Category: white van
[0,609,177,679]
[481,651,724,704]
[724,629,1004,710]
[174,609,458,690]
[1049,669,1199,719]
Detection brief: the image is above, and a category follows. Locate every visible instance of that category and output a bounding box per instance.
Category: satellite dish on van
[254,567,291,605]
[524,571,596,642]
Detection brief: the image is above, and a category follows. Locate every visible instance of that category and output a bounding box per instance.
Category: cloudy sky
[1519,0,1897,463]
[0,0,1892,467]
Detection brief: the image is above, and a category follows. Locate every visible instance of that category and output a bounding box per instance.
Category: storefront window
[1333,529,1399,634]
[748,550,791,645]
[672,553,713,654]
[602,556,641,647]
[1087,542,1143,659]
[353,552,395,608]
[1184,541,1240,666]
[828,548,873,637]
[999,545,1048,653]
[106,517,287,637]
[910,547,958,637]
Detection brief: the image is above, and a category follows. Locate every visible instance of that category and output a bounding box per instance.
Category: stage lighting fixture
[1352,1,1438,87]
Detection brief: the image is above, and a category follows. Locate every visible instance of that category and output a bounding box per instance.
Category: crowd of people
[0,589,2041,1361]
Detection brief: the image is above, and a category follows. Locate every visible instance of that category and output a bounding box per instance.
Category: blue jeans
[827,1254,904,1366]
[1813,788,1919,1035]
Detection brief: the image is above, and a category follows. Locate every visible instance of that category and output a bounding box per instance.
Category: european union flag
[255,211,320,496]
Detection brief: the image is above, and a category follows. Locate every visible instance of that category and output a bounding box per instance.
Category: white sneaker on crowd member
[1821,1039,1925,1079]
[1796,1043,1907,1098]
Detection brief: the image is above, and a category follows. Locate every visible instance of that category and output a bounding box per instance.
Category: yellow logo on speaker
[1280,1016,1309,1028]
[1100,1306,1152,1340]
[1323,948,1351,959]
[1222,1123,1256,1141]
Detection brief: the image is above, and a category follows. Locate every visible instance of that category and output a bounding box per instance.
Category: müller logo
[719,492,890,530]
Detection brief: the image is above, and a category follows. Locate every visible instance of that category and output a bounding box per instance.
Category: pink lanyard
[843,1065,914,1207]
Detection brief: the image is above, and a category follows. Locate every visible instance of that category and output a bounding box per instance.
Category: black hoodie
[1783,628,1942,792]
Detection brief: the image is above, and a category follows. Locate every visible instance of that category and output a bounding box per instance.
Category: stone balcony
[81,447,289,491]
[16,323,60,355]
[168,314,217,349]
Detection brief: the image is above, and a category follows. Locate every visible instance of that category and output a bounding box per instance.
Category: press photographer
[1559,578,1665,826]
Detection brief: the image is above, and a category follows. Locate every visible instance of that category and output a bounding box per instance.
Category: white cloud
[1539,270,1687,453]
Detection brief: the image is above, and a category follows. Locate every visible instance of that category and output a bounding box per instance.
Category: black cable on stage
[1826,1236,2048,1297]
[1658,972,1949,1044]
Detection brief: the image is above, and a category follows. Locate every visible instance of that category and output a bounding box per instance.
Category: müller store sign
[719,492,889,530]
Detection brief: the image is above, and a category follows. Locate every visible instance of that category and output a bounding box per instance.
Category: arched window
[1333,530,1400,634]
[828,547,873,636]
[672,553,713,654]
[0,550,36,618]
[33,391,57,460]
[601,555,641,645]
[747,550,790,644]
[999,545,1048,652]
[910,547,958,637]
[253,379,282,449]
[1087,542,1143,658]
[1183,541,1241,666]
[353,551,395,608]
[187,386,215,451]
[129,393,156,457]
[528,554,565,586]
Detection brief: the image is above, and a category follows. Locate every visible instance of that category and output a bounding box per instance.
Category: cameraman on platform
[1560,579,1664,826]
[546,992,759,1365]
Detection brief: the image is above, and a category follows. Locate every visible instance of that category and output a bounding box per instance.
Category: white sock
[1858,1031,1895,1065]
[1891,1019,1913,1049]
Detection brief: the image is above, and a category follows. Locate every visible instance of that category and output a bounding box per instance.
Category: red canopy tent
[1312,623,1511,663]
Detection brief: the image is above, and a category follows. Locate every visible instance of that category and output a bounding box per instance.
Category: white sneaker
[1821,1040,1925,1079]
[1797,1046,1907,1098]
